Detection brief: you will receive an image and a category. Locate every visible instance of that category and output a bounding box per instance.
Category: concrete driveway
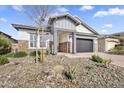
[58,52,124,68]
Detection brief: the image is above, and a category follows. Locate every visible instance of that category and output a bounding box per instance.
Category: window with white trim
[39,35,47,48]
[30,33,36,48]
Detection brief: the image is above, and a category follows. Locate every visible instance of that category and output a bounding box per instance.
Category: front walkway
[58,52,124,68]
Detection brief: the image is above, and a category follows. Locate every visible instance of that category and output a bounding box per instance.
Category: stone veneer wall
[11,43,18,52]
[98,38,105,52]
[59,42,70,53]
[18,40,28,51]
[49,41,53,53]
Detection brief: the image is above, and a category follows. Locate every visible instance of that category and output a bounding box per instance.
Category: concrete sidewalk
[58,52,124,68]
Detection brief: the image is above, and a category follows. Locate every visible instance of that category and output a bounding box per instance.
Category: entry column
[93,38,98,53]
[53,28,58,55]
[72,32,76,54]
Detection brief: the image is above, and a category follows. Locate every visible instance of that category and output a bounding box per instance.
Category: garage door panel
[76,38,93,52]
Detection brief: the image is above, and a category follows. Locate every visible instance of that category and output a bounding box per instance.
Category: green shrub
[29,51,41,56]
[90,54,112,68]
[0,34,11,55]
[65,66,76,80]
[90,55,104,63]
[115,46,124,50]
[13,51,27,58]
[5,52,14,57]
[0,56,9,65]
[111,46,124,55]
[46,48,51,55]
[34,54,40,62]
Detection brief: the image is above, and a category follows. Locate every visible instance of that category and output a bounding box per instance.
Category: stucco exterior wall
[59,32,69,43]
[105,38,120,51]
[76,25,93,34]
[18,30,53,41]
[18,31,29,40]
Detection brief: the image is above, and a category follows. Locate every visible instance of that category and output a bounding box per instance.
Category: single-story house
[98,35,120,52]
[111,32,124,46]
[12,13,99,54]
[0,31,18,52]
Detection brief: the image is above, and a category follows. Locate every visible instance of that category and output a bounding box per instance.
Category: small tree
[0,34,11,55]
[25,5,53,63]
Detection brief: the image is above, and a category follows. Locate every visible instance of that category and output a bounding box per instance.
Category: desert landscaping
[0,55,124,88]
[0,5,124,88]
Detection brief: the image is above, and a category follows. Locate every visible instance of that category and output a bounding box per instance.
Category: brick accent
[18,40,28,51]
[17,40,53,53]
[11,43,18,52]
[59,42,70,53]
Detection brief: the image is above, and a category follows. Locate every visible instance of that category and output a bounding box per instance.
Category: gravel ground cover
[0,55,124,88]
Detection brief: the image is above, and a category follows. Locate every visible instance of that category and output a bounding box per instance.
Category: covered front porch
[53,30,76,54]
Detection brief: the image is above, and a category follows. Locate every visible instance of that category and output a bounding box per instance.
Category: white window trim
[28,33,48,49]
[39,39,48,49]
[29,33,37,49]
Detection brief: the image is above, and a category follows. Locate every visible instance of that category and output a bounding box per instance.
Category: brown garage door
[76,38,93,52]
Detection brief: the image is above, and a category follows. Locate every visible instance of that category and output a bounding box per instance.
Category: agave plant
[65,66,76,80]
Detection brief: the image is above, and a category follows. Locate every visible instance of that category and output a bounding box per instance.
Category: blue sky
[0,5,124,39]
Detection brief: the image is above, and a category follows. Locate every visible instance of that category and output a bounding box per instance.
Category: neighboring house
[0,31,18,52]
[98,35,120,52]
[112,31,124,37]
[111,32,124,45]
[12,13,99,54]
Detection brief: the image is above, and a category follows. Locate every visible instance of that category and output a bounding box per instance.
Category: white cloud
[80,5,94,11]
[0,18,7,22]
[49,6,69,17]
[49,12,60,17]
[12,5,24,11]
[101,29,107,33]
[103,24,113,28]
[94,7,124,17]
[57,7,68,12]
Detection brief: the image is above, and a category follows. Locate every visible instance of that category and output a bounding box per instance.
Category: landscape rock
[0,55,124,88]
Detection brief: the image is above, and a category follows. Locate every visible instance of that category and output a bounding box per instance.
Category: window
[39,35,46,48]
[30,33,36,48]
[29,33,47,48]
